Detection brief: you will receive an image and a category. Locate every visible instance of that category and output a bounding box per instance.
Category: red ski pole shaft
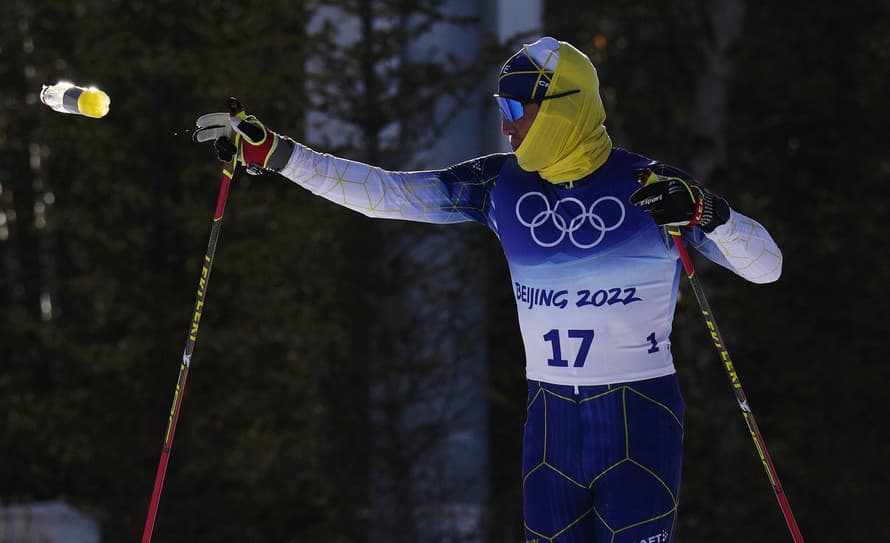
[669,229,804,543]
[141,165,234,543]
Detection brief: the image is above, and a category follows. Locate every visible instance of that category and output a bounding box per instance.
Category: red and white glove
[193,98,294,175]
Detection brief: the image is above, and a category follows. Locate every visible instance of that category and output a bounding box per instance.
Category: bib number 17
[543,329,595,368]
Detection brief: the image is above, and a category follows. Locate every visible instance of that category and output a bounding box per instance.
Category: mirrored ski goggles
[494,89,580,122]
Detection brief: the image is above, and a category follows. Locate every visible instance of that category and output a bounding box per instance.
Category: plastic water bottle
[40,82,110,119]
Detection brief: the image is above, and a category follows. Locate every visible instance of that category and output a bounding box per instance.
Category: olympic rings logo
[515,192,625,249]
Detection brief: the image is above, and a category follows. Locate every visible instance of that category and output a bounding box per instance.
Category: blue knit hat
[496,37,561,101]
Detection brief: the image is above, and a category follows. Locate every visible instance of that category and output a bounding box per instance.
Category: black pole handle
[226,97,243,115]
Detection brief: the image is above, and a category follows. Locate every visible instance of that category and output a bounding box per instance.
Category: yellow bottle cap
[76,88,111,118]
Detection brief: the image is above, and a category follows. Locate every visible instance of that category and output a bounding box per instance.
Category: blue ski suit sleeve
[279,142,507,228]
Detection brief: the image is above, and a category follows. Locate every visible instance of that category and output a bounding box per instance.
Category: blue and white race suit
[279,145,782,542]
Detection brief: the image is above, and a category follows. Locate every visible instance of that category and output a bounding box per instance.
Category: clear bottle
[40,82,110,119]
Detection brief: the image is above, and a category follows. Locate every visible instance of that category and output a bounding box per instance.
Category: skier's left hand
[193,98,294,175]
[630,169,730,233]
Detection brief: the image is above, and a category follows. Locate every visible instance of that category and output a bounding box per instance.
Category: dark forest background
[1,1,888,542]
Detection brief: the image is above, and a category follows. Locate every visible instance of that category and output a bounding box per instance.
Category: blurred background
[1,0,888,541]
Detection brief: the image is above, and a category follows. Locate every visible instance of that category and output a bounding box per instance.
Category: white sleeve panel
[278,142,497,225]
[701,209,783,284]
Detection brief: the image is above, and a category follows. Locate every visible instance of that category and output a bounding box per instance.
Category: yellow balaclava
[500,38,612,184]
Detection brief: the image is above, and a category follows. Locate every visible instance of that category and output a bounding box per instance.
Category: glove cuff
[266,136,295,172]
[700,192,730,233]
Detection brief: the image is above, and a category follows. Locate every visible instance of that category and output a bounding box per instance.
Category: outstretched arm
[280,143,505,226]
[194,102,505,227]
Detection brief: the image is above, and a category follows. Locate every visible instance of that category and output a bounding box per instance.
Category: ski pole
[141,161,236,543]
[668,228,804,543]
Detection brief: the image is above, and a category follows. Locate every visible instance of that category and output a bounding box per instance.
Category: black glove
[630,167,730,233]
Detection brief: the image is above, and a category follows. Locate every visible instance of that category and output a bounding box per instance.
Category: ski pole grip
[226,97,244,116]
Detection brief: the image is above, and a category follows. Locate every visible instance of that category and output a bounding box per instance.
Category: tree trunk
[691,0,746,182]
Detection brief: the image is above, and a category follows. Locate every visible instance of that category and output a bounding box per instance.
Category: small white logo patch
[635,529,670,543]
[638,195,663,206]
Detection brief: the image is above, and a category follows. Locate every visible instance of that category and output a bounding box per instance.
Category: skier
[195,37,782,542]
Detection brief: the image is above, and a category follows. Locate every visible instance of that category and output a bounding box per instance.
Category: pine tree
[304,1,495,540]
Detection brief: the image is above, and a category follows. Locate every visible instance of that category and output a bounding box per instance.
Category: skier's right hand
[193,98,294,175]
